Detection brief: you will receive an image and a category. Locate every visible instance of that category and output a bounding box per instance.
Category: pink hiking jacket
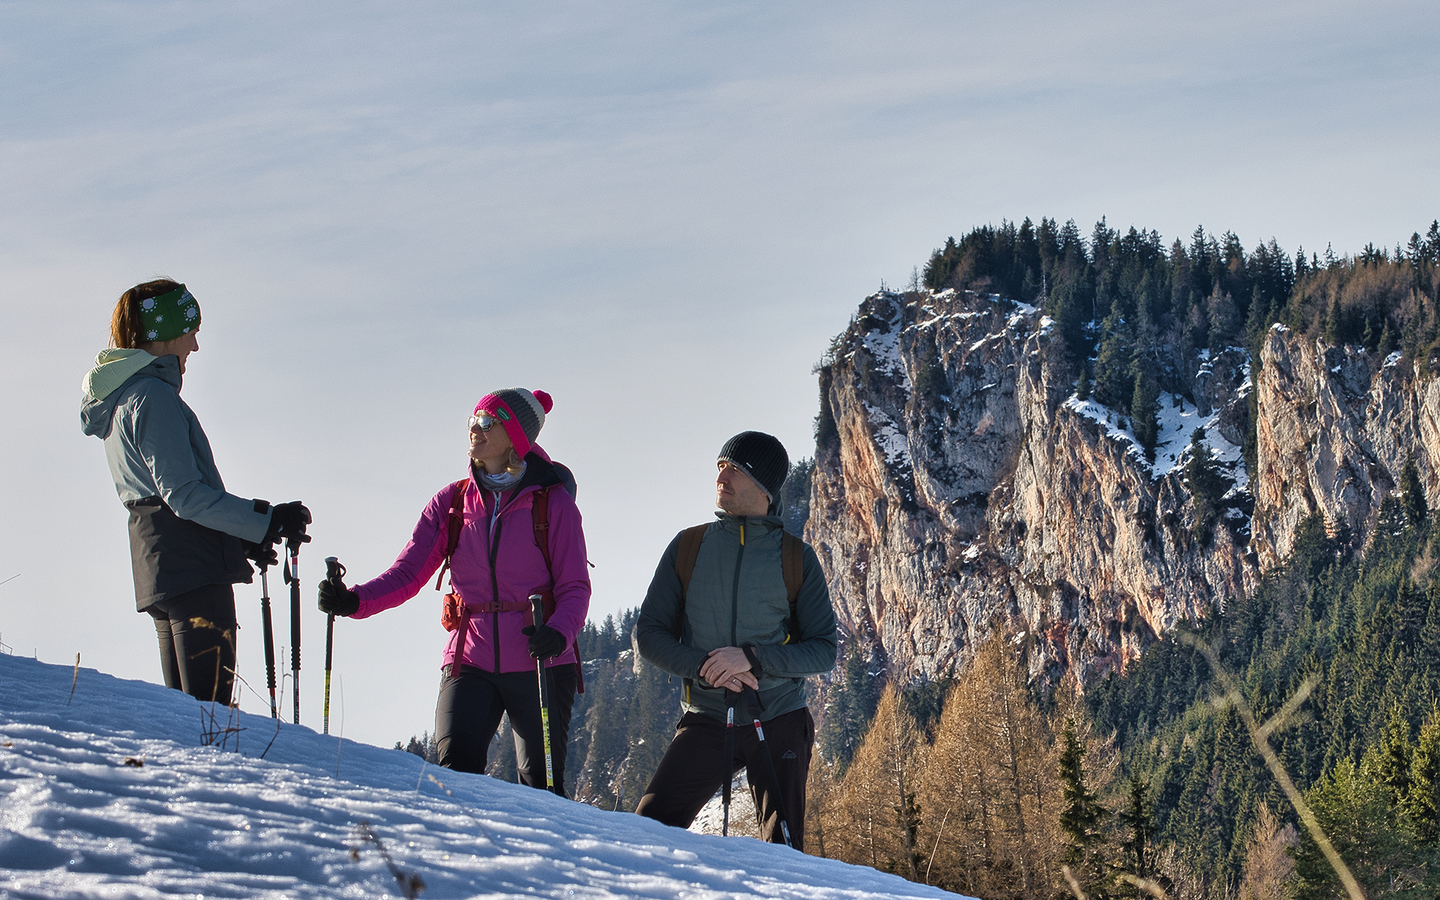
[351,460,590,674]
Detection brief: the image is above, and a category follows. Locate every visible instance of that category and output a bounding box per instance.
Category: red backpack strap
[433,478,470,591]
[531,486,553,573]
[436,477,470,675]
[672,524,710,639]
[530,486,588,693]
[781,531,804,641]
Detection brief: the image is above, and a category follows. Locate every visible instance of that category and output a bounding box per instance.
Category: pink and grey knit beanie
[473,388,552,458]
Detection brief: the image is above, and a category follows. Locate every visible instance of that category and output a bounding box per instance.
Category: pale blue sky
[3,1,1436,747]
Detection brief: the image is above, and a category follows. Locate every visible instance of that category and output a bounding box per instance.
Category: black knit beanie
[718,431,789,499]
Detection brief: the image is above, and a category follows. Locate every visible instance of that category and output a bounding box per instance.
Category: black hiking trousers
[434,663,577,794]
[146,582,236,705]
[635,706,814,851]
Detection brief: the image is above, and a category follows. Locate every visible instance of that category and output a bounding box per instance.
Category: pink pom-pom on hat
[473,388,551,458]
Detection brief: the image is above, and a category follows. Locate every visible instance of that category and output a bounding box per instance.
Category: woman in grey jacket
[81,279,310,705]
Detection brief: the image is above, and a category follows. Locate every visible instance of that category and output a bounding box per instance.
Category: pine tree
[1129,369,1160,463]
[1405,705,1440,845]
[1324,295,1345,346]
[1402,454,1428,531]
[819,636,884,772]
[1116,776,1153,885]
[1293,754,1426,899]
[1374,704,1414,803]
[395,731,438,763]
[1092,311,1134,409]
[1184,430,1229,543]
[1059,720,1111,897]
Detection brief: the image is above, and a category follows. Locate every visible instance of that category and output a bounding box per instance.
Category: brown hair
[109,278,182,349]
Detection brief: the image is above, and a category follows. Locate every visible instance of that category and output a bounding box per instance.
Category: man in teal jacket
[635,431,837,850]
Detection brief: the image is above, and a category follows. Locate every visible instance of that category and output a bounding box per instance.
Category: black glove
[263,501,311,545]
[522,624,566,660]
[242,539,279,570]
[318,579,360,617]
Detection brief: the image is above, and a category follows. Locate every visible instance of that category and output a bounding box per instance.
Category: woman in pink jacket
[319,388,590,793]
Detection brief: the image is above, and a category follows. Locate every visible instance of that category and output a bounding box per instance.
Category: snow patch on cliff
[850,297,912,391]
[864,401,912,472]
[1063,392,1250,491]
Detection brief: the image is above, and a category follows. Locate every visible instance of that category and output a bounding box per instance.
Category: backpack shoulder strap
[445,479,468,555]
[433,478,470,591]
[673,524,710,639]
[781,531,803,607]
[529,484,589,693]
[674,524,709,597]
[781,530,804,636]
[530,485,553,572]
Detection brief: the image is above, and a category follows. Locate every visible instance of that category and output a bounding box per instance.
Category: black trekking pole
[722,691,736,837]
[323,557,345,736]
[258,555,279,719]
[284,535,309,725]
[744,687,794,849]
[529,593,556,793]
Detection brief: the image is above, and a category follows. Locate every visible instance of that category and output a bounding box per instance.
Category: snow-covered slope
[0,653,962,898]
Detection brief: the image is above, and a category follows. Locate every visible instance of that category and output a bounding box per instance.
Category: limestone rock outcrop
[807,290,1437,685]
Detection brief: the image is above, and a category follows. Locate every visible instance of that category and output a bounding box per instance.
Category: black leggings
[434,663,577,794]
[146,583,237,705]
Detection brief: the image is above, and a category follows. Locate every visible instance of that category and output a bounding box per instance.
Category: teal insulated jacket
[636,513,838,723]
[81,350,272,607]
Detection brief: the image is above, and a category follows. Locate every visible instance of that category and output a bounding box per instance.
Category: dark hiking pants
[434,663,577,794]
[635,706,814,851]
[146,582,237,705]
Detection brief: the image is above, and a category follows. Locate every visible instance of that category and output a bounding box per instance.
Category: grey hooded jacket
[81,350,271,608]
[636,512,838,723]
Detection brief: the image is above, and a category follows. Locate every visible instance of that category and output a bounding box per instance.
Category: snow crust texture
[0,653,964,899]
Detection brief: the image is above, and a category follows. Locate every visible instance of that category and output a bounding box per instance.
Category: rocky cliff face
[1254,325,1440,566]
[807,290,1438,685]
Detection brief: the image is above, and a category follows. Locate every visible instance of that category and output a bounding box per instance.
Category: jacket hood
[80,351,179,439]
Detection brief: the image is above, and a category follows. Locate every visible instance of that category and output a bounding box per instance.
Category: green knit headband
[139,285,201,343]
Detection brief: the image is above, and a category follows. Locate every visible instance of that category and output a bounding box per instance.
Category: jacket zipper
[730,521,746,648]
[488,488,507,673]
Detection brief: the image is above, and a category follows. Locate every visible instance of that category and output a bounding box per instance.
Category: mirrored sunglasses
[469,413,502,432]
